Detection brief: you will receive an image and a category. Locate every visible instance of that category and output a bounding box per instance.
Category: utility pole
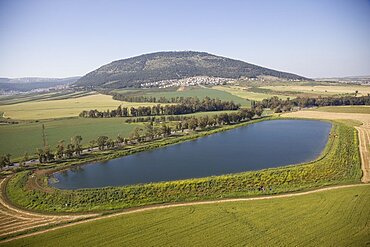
[42,124,48,148]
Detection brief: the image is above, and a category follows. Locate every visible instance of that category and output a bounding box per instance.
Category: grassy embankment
[3,185,369,247]
[6,120,362,212]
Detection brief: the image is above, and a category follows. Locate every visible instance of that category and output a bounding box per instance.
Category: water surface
[51,120,331,189]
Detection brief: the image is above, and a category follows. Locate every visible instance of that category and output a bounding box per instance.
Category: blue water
[51,120,331,189]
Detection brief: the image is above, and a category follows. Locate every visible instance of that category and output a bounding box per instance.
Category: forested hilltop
[74,51,309,89]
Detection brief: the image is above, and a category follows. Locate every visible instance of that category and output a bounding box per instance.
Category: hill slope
[0,77,80,92]
[75,51,309,89]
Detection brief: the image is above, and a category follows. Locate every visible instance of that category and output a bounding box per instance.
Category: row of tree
[79,97,240,118]
[254,95,370,113]
[176,108,260,131]
[112,94,191,103]
[0,107,261,167]
[36,136,83,163]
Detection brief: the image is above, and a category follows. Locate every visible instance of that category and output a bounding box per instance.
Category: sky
[0,0,369,78]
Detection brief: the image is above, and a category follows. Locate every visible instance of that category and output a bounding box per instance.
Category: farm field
[2,185,369,246]
[260,85,370,96]
[113,87,250,106]
[212,85,291,101]
[314,106,370,114]
[0,93,160,120]
[0,118,138,159]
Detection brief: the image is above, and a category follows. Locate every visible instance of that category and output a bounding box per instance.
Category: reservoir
[51,120,332,189]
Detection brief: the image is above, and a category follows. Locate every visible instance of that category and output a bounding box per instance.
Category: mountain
[0,77,80,92]
[74,51,310,89]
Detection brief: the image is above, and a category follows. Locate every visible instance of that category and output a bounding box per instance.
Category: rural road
[0,178,98,241]
[0,182,368,244]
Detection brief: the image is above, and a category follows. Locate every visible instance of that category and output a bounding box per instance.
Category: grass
[113,87,250,106]
[5,120,362,212]
[212,85,291,101]
[314,106,370,114]
[0,117,138,159]
[3,185,369,246]
[0,93,161,120]
[0,90,94,105]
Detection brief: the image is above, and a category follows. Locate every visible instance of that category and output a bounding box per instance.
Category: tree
[198,115,209,130]
[188,117,198,131]
[97,136,109,150]
[255,106,263,117]
[144,123,155,140]
[36,148,45,163]
[71,135,83,156]
[0,154,11,169]
[160,124,171,137]
[116,135,124,147]
[44,147,54,162]
[55,140,65,159]
[89,139,97,151]
[65,144,74,158]
[131,127,142,142]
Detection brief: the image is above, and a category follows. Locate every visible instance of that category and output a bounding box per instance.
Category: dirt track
[1,183,368,244]
[0,178,98,240]
[283,111,370,183]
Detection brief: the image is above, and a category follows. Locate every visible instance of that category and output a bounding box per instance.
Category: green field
[0,90,96,105]
[212,85,291,101]
[0,93,161,120]
[260,84,370,97]
[4,185,369,247]
[314,106,370,114]
[114,87,250,106]
[0,118,138,159]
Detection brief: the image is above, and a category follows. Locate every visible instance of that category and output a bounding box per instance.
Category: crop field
[212,85,291,101]
[0,90,94,106]
[314,106,370,114]
[0,93,160,120]
[113,87,250,106]
[0,118,138,159]
[3,185,369,246]
[260,85,370,97]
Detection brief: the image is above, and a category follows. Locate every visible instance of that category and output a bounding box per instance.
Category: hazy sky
[0,0,369,78]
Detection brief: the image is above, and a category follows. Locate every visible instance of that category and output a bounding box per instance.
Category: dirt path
[1,183,368,244]
[283,111,370,183]
[0,178,98,240]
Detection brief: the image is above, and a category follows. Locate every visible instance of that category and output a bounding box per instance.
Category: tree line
[7,107,260,165]
[253,95,370,113]
[79,97,240,118]
[112,94,191,103]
